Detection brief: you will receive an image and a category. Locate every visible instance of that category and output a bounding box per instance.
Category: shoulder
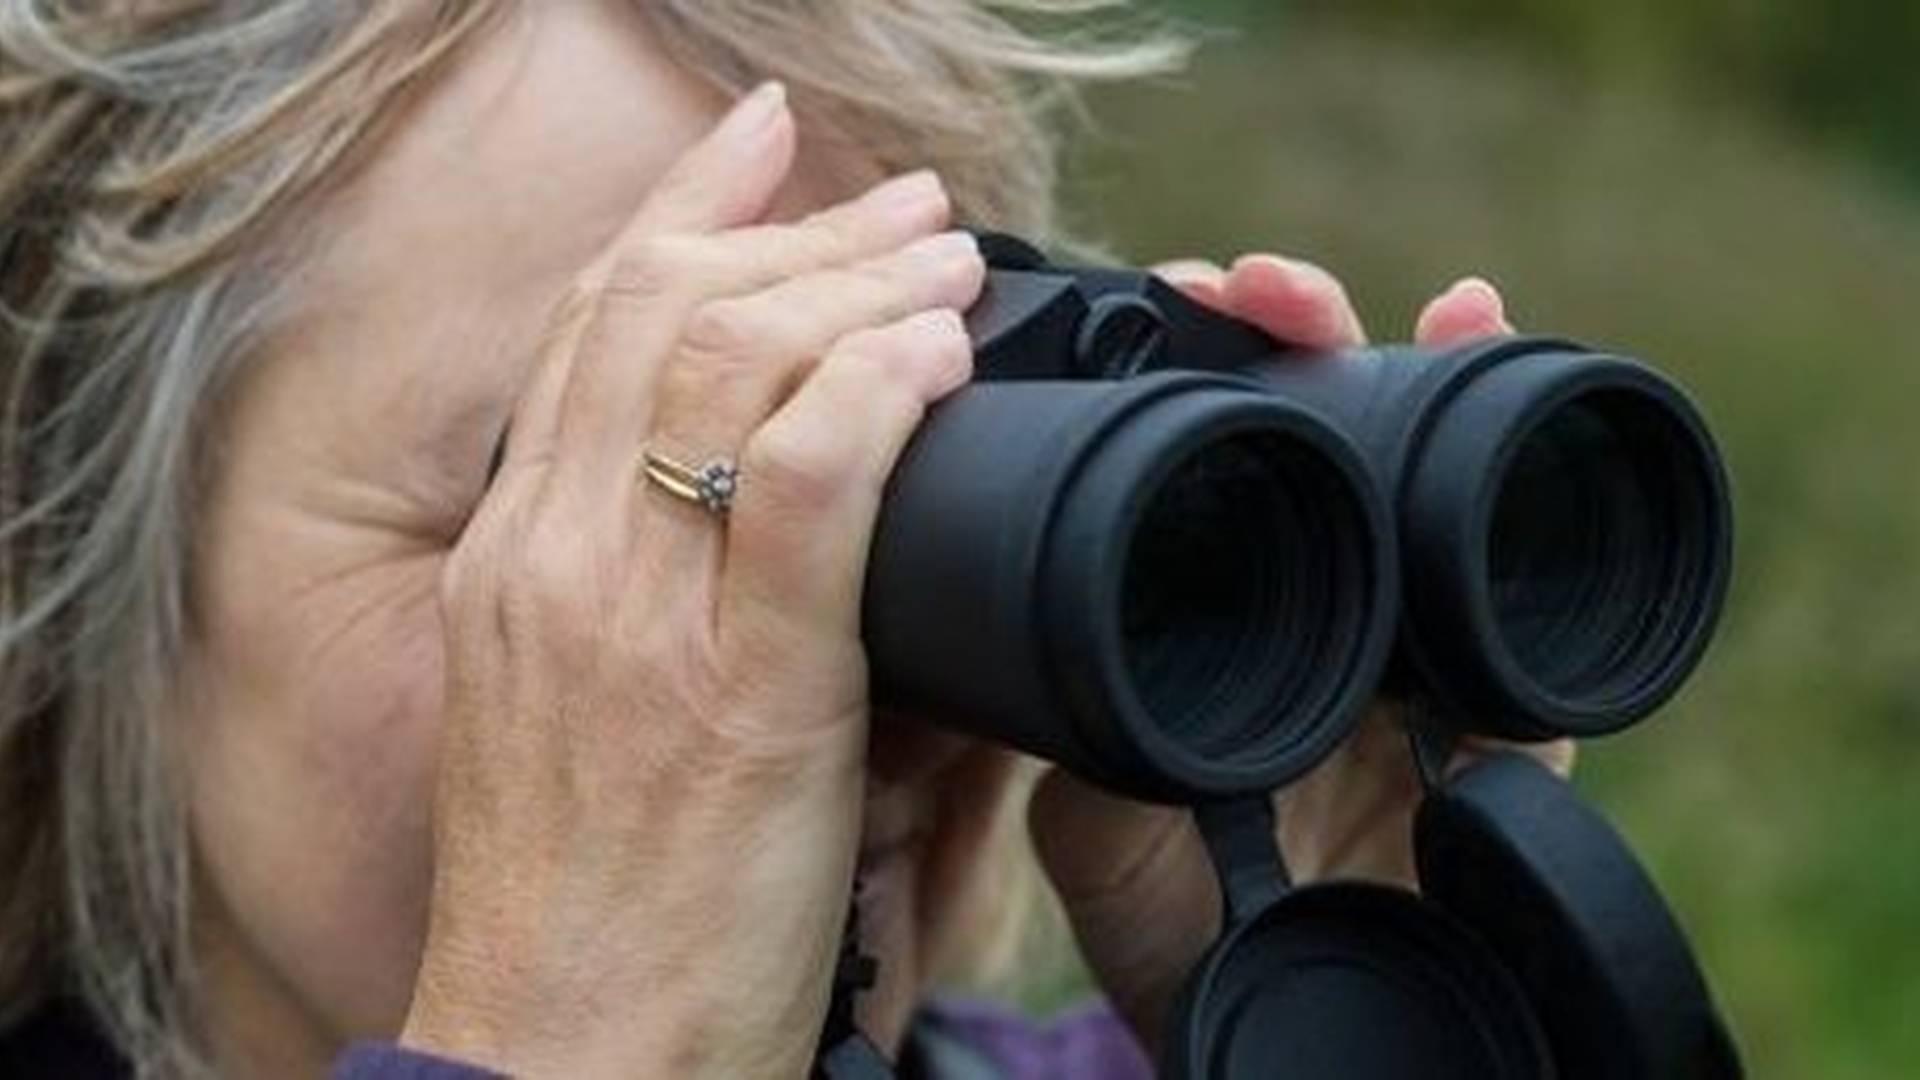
[907,996,1151,1080]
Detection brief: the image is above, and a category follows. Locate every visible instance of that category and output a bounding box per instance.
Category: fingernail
[864,169,945,215]
[1236,254,1343,302]
[1449,276,1506,316]
[916,308,975,391]
[906,230,980,265]
[1156,259,1226,284]
[716,81,787,143]
[1240,254,1363,324]
[918,307,969,335]
[1453,275,1501,299]
[1243,252,1334,288]
[1234,252,1300,274]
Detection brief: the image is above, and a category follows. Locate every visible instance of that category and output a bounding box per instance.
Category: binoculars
[825,235,1743,1079]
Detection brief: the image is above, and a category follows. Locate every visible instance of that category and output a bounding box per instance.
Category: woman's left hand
[1026,253,1577,1059]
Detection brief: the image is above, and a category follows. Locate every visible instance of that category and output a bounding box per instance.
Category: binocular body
[823,236,1743,1080]
[863,235,1732,802]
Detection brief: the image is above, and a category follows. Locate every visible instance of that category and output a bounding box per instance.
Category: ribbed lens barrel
[864,373,1394,802]
[1040,384,1391,796]
[1488,390,1717,706]
[1399,350,1732,737]
[1120,431,1359,762]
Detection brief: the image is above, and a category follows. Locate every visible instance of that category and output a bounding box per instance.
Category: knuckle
[786,223,848,269]
[895,231,982,281]
[790,213,867,266]
[862,261,948,318]
[920,308,974,369]
[601,233,703,299]
[810,264,883,305]
[875,306,959,349]
[844,310,972,393]
[681,297,784,365]
[503,511,604,625]
[832,321,901,361]
[741,417,852,512]
[799,263,895,320]
[628,606,726,696]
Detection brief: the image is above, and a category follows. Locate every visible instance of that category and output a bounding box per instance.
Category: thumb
[1027,768,1221,1054]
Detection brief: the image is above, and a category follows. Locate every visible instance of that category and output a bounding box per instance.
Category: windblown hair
[0,2,1180,1074]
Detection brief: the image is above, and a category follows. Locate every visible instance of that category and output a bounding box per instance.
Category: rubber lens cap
[1416,753,1743,1080]
[1161,882,1553,1079]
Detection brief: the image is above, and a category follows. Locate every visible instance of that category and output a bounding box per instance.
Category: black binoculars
[826,235,1743,1079]
[866,234,1731,802]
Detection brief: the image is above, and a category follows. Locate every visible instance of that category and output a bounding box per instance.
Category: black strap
[813,885,894,1079]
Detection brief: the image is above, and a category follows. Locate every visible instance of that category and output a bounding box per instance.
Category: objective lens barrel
[1252,338,1733,739]
[863,371,1395,802]
[869,254,1732,794]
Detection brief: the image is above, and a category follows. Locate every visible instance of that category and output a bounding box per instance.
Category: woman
[0,2,1555,1076]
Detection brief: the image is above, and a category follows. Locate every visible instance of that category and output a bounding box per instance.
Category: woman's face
[180,3,1012,1071]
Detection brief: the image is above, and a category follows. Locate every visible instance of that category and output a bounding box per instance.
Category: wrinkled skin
[177,3,1565,1076]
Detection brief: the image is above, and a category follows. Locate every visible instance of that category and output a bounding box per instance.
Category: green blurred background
[1040,3,1920,1077]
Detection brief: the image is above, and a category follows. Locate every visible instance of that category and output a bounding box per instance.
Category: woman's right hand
[396,83,984,1078]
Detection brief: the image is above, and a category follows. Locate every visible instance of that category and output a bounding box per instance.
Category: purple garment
[332,1043,505,1080]
[914,996,1153,1080]
[326,997,1151,1080]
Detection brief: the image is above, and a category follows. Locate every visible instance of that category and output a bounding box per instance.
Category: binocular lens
[1119,427,1371,766]
[1488,388,1722,710]
[864,376,1391,801]
[1398,350,1730,736]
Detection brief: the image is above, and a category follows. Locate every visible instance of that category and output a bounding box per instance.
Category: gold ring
[640,446,739,516]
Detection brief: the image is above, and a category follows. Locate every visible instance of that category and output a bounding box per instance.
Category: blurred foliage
[1159,0,1920,187]
[1025,10,1920,1080]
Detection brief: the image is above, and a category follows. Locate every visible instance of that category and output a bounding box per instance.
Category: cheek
[186,550,447,1040]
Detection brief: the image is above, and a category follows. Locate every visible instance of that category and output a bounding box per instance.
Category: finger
[1455,735,1578,779]
[1027,768,1219,1052]
[645,230,985,469]
[1414,277,1512,346]
[497,82,798,477]
[1028,769,1209,912]
[1276,701,1424,886]
[496,282,603,477]
[624,81,796,238]
[1152,258,1229,309]
[1221,253,1369,350]
[534,166,955,500]
[632,232,982,582]
[718,308,973,664]
[582,168,951,315]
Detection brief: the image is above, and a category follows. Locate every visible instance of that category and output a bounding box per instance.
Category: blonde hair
[0,1,1180,1074]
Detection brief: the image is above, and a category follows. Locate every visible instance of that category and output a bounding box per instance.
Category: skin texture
[176,1,1557,1075]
